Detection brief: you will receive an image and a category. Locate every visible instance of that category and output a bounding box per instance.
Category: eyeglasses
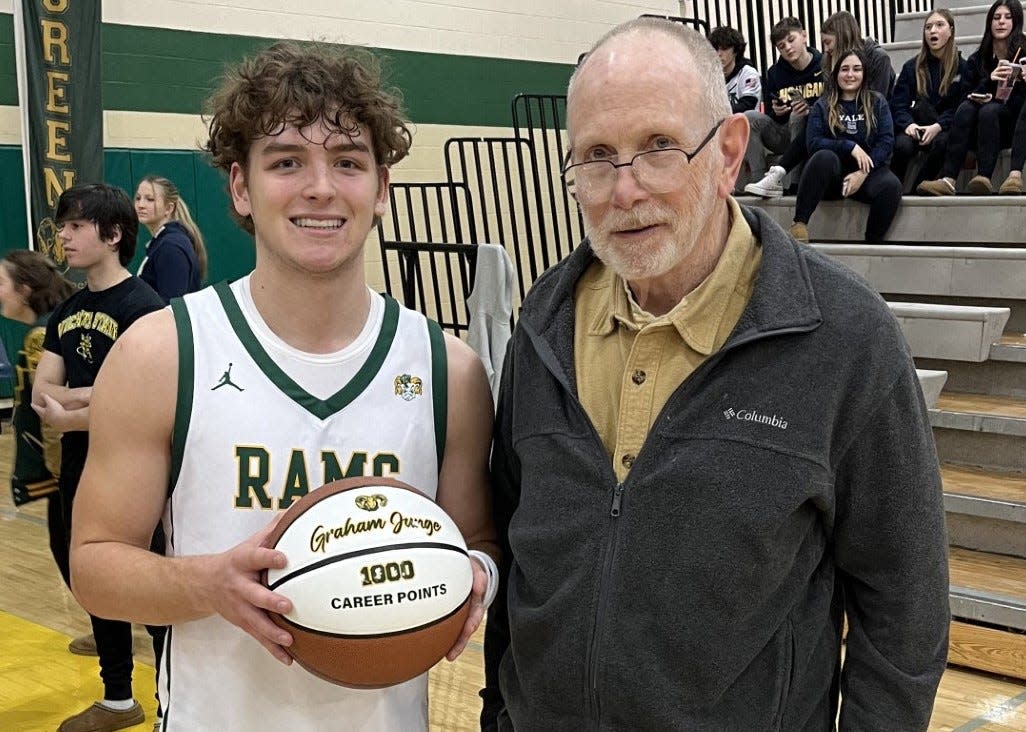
[561,119,724,205]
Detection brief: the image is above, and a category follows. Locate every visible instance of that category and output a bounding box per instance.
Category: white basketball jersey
[159,278,447,731]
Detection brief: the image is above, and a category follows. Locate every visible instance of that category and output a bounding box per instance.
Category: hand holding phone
[920,123,942,145]
[843,171,866,198]
[789,90,810,117]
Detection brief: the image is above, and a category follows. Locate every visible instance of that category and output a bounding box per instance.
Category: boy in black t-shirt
[34,183,164,732]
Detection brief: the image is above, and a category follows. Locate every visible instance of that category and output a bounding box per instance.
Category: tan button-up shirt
[574,199,762,482]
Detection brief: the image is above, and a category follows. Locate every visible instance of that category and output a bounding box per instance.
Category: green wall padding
[0,15,573,127]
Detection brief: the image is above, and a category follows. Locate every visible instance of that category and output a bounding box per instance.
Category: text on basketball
[309,511,444,554]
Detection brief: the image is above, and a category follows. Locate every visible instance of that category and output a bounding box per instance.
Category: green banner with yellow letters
[15,0,103,270]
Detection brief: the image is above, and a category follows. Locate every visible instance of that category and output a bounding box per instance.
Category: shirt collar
[587,198,757,356]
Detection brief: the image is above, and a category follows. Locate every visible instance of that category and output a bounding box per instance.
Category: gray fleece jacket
[482,205,949,731]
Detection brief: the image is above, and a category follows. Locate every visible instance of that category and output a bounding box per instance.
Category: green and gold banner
[15,0,103,269]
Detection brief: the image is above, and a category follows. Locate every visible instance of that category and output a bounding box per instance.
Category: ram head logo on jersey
[394,374,423,401]
[355,494,388,511]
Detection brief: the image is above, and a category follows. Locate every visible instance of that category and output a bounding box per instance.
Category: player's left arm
[435,333,499,660]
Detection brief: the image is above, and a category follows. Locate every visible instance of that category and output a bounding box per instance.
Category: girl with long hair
[890,10,969,187]
[745,11,892,199]
[820,10,896,96]
[918,0,1026,195]
[789,49,902,242]
[134,175,208,302]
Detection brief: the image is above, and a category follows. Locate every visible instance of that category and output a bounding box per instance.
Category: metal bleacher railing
[684,0,933,75]
[377,4,951,335]
[378,182,477,336]
[376,93,582,336]
[510,94,583,294]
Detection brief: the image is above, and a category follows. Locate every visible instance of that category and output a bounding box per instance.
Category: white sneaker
[744,166,786,198]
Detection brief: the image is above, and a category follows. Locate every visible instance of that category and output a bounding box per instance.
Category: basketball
[261,477,474,688]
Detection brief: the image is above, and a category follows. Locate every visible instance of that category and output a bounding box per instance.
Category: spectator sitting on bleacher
[918,0,1026,196]
[890,10,968,190]
[820,11,896,98]
[746,11,895,198]
[788,49,901,243]
[709,26,762,114]
[741,17,824,195]
[995,62,1026,193]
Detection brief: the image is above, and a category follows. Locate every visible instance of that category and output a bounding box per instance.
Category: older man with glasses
[481,16,949,732]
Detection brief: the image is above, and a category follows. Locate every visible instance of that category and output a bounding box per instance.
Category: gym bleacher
[751,1,1026,680]
[375,6,1026,683]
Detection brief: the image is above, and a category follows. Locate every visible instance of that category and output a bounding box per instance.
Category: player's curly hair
[204,41,412,233]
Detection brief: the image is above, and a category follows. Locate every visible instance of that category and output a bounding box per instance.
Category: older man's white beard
[587,199,709,282]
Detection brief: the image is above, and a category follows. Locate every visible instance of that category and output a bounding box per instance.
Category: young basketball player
[66,42,498,731]
[33,183,165,732]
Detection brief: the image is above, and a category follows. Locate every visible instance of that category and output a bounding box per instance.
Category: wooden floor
[943,464,1026,503]
[937,392,1026,419]
[2,434,1026,730]
[950,547,1026,598]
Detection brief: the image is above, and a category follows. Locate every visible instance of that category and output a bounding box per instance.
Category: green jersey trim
[428,319,447,471]
[170,296,195,493]
[212,281,400,420]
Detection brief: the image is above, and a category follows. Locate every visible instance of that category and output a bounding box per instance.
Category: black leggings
[778,117,810,171]
[49,493,70,584]
[892,130,950,187]
[941,99,1023,178]
[1009,100,1026,171]
[795,149,903,242]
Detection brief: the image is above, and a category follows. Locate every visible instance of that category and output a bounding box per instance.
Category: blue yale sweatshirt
[807,93,894,169]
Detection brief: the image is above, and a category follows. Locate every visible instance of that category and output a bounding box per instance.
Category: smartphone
[787,89,804,104]
[968,92,991,101]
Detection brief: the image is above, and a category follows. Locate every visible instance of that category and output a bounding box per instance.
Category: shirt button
[621,453,636,468]
[631,370,647,385]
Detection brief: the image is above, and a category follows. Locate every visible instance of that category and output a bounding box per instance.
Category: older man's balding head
[568,18,731,134]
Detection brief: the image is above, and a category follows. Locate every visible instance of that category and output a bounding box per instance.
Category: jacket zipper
[610,483,625,517]
[580,328,818,725]
[587,482,626,726]
[522,319,820,728]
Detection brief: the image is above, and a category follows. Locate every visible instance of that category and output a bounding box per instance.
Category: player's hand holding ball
[199,519,296,666]
[260,477,480,687]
